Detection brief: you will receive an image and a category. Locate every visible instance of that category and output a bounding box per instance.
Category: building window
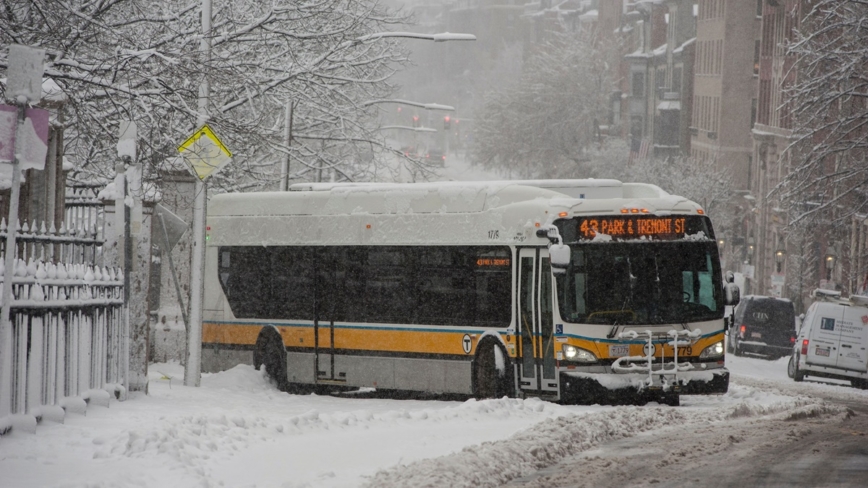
[754,40,760,75]
[747,155,753,191]
[631,116,644,139]
[632,72,645,98]
[657,67,666,94]
[750,98,757,128]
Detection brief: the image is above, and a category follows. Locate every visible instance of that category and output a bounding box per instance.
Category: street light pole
[279,101,294,191]
[1,45,45,418]
[185,0,211,387]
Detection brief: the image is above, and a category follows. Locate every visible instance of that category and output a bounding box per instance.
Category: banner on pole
[0,104,50,170]
[7,45,46,103]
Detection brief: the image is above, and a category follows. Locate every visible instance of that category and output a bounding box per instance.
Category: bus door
[517,249,558,394]
[314,249,338,382]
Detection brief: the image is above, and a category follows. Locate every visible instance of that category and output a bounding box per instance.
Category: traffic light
[443,115,451,130]
[412,115,419,127]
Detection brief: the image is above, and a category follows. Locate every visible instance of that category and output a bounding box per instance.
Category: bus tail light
[801,339,809,355]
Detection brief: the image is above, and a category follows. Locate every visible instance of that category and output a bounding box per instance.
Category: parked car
[425,148,446,167]
[727,295,796,359]
[788,289,868,389]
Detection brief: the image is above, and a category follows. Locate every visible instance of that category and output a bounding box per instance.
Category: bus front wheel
[254,326,289,391]
[473,339,511,400]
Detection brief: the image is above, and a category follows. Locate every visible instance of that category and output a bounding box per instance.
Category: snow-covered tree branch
[779,0,868,224]
[470,32,611,178]
[1,0,419,191]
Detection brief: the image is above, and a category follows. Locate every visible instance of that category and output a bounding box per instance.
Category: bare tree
[780,0,868,223]
[785,215,820,313]
[622,155,738,232]
[471,31,610,178]
[0,0,418,190]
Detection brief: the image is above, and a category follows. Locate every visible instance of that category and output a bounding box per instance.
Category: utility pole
[0,45,46,417]
[185,0,212,387]
[279,101,294,191]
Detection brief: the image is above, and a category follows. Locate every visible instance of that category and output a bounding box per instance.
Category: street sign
[0,104,49,169]
[178,124,232,181]
[154,204,188,252]
[6,45,45,103]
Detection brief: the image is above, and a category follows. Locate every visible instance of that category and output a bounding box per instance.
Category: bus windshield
[555,241,724,325]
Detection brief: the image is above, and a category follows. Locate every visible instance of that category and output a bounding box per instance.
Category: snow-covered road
[2,354,864,488]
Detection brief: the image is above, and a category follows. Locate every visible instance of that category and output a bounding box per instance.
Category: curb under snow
[363,397,842,488]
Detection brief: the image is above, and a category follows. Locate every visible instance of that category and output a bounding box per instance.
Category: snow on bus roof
[287,179,674,200]
[209,180,690,217]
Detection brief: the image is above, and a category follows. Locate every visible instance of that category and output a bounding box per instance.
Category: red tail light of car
[801,339,809,355]
[739,324,746,337]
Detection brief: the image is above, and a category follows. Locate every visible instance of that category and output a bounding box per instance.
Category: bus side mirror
[550,243,570,275]
[725,283,740,306]
[725,270,735,283]
[540,225,570,274]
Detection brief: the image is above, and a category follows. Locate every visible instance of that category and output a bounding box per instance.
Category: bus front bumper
[558,368,729,405]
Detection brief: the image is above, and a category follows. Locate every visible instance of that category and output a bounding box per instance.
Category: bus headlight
[699,341,725,359]
[562,345,598,363]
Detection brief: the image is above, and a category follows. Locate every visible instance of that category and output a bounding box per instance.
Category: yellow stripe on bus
[204,322,724,360]
[573,332,725,359]
[204,322,484,356]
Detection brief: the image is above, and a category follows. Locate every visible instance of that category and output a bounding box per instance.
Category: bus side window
[365,247,413,324]
[222,246,274,319]
[342,248,368,323]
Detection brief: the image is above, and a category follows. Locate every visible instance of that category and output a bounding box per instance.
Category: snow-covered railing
[0,218,103,267]
[0,259,125,434]
[2,182,110,268]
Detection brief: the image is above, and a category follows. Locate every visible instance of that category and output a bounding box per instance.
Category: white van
[788,289,868,389]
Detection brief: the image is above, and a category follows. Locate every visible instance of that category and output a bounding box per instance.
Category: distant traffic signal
[412,115,419,127]
[443,115,451,130]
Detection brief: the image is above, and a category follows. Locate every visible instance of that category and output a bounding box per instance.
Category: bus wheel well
[254,326,288,392]
[473,338,512,400]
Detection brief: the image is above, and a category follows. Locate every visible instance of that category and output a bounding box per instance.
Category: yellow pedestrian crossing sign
[178,124,233,181]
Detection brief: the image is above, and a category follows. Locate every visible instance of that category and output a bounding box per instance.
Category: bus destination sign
[577,216,688,240]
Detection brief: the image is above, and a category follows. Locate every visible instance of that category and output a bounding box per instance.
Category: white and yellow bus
[201,179,738,405]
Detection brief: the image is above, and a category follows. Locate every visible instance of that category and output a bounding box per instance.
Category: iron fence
[1,262,125,425]
[0,183,126,433]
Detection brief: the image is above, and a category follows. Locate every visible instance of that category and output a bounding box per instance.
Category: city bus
[201,179,738,405]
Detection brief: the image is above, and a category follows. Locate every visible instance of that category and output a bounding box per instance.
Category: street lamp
[825,253,836,281]
[746,236,755,265]
[775,249,785,273]
[356,31,476,43]
[363,99,455,111]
